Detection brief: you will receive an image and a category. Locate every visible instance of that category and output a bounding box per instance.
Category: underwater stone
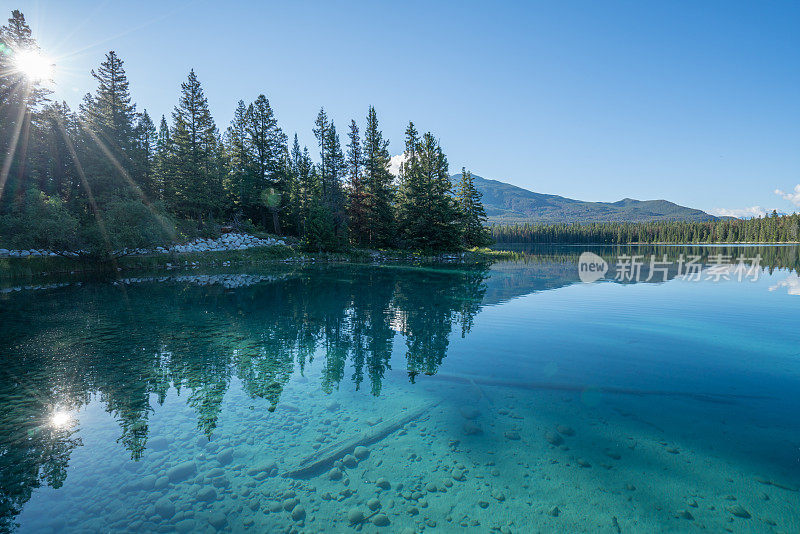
[174,519,195,533]
[328,467,343,480]
[478,500,489,509]
[216,449,234,465]
[347,508,364,524]
[451,469,465,481]
[326,400,340,412]
[425,482,437,492]
[353,446,370,460]
[545,432,563,446]
[459,406,480,420]
[207,513,227,529]
[282,498,299,511]
[267,502,283,513]
[677,510,694,520]
[149,436,169,451]
[366,498,381,511]
[196,487,217,502]
[492,489,506,501]
[556,425,575,436]
[291,504,306,521]
[154,497,175,519]
[167,461,197,483]
[342,454,358,468]
[728,505,751,519]
[372,513,390,526]
[376,477,391,489]
[548,506,560,517]
[504,430,521,440]
[576,458,591,468]
[463,421,483,435]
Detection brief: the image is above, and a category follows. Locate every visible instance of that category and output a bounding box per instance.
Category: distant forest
[492,212,800,244]
[0,10,490,258]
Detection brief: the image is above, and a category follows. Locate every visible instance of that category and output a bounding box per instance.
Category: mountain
[450,174,717,223]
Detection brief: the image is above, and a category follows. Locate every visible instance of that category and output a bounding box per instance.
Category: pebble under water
[1,245,799,533]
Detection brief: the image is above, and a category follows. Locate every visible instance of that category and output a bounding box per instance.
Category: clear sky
[10,0,800,216]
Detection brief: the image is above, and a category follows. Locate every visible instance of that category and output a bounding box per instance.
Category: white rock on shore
[0,233,286,258]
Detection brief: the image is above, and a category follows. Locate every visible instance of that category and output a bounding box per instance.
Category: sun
[13,48,55,82]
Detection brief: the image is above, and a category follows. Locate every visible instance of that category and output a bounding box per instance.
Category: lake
[1,245,799,533]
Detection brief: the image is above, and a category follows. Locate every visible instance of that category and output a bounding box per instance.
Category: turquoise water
[1,246,799,533]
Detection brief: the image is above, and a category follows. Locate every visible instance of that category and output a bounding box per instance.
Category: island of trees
[0,10,490,259]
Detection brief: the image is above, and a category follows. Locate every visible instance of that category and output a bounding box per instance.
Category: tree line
[0,10,490,257]
[492,212,800,244]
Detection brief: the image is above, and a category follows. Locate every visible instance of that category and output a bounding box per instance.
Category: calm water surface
[1,245,799,533]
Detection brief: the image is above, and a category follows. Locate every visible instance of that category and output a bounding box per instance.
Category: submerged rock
[677,510,694,520]
[366,498,381,511]
[291,504,306,521]
[504,430,521,440]
[548,506,560,517]
[372,513,390,526]
[167,461,196,483]
[376,477,391,490]
[459,406,480,420]
[353,446,370,460]
[154,497,175,519]
[196,487,217,502]
[342,454,358,468]
[556,425,575,436]
[576,458,591,468]
[328,467,343,480]
[728,505,751,519]
[463,421,483,435]
[545,432,563,446]
[347,508,365,524]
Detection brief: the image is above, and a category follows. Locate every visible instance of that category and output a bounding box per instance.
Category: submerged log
[409,371,771,404]
[284,401,437,479]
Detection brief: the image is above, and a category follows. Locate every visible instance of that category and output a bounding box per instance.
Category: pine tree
[396,121,423,245]
[247,94,287,232]
[455,167,490,247]
[134,110,156,199]
[223,100,251,216]
[0,10,50,203]
[360,106,394,247]
[78,51,140,201]
[152,115,170,201]
[168,69,222,219]
[346,119,369,246]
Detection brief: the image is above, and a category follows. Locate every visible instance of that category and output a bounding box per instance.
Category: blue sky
[12,0,800,216]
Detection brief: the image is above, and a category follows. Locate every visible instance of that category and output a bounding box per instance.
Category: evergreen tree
[152,115,170,201]
[360,106,394,247]
[134,110,157,199]
[455,167,490,247]
[247,94,287,232]
[0,10,50,203]
[223,100,251,219]
[168,69,222,220]
[78,51,140,201]
[345,119,369,246]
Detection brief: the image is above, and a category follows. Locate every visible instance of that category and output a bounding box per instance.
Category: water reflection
[1,245,798,530]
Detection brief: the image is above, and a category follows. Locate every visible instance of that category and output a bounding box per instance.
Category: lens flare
[13,49,55,82]
[50,409,73,428]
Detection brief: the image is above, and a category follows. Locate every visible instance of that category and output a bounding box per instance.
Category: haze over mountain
[451,174,717,224]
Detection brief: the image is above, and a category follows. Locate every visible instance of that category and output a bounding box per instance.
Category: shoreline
[0,245,516,282]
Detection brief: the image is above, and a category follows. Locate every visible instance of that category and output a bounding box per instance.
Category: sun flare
[50,409,73,428]
[13,48,55,82]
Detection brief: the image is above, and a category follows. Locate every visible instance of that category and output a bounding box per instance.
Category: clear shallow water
[1,245,799,533]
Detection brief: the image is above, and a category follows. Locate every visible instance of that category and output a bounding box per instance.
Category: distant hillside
[450,174,717,223]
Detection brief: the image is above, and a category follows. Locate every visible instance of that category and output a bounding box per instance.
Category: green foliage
[491,213,800,244]
[0,9,492,259]
[396,125,461,250]
[456,168,491,247]
[79,199,175,258]
[0,189,78,250]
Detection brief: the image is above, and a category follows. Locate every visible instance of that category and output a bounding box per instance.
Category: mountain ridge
[450,174,717,223]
